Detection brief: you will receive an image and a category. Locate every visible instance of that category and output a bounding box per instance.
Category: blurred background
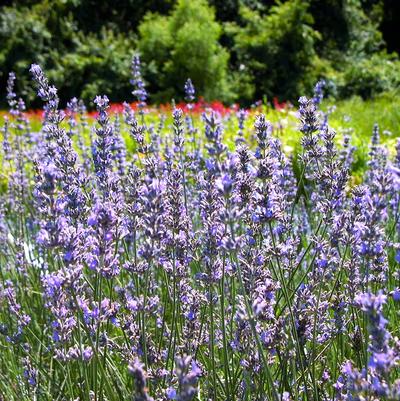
[1,0,399,107]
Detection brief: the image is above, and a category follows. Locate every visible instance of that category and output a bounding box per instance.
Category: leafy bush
[138,0,234,102]
[0,3,71,105]
[1,0,400,106]
[311,0,400,99]
[337,52,400,99]
[227,0,322,102]
[0,2,135,107]
[48,30,135,104]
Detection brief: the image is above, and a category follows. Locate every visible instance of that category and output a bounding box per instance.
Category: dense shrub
[0,3,71,105]
[1,0,400,106]
[48,30,135,104]
[0,1,135,106]
[226,0,323,102]
[337,52,400,99]
[138,0,234,102]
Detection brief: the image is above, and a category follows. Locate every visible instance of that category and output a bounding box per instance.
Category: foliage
[0,1,135,106]
[138,0,234,102]
[335,52,400,99]
[312,0,400,99]
[0,2,73,105]
[49,30,135,104]
[1,0,400,106]
[226,0,322,102]
[309,0,384,57]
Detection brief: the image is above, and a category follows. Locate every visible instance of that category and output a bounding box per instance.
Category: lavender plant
[0,64,399,401]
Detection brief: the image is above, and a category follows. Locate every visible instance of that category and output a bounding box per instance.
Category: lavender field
[1,58,400,401]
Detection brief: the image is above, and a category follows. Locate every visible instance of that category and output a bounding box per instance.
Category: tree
[227,0,321,102]
[138,0,234,103]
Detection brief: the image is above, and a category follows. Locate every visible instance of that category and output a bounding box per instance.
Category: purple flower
[128,358,154,401]
[166,387,177,400]
[184,79,195,103]
[131,55,147,107]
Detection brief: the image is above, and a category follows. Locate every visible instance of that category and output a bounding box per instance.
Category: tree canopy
[1,0,399,107]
